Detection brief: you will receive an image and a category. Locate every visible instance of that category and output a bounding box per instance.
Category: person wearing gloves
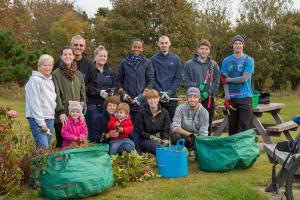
[151,35,182,121]
[221,35,254,135]
[86,45,116,140]
[116,38,154,153]
[25,54,56,149]
[61,101,87,148]
[170,87,209,156]
[182,39,220,135]
[52,46,86,148]
[106,103,135,155]
[137,89,170,155]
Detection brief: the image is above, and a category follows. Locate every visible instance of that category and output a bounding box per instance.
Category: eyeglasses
[73,43,84,47]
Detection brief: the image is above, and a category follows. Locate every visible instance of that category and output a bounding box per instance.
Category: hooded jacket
[25,71,57,126]
[61,116,87,147]
[182,54,220,96]
[107,115,133,140]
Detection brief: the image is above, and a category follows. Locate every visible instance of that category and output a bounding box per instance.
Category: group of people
[25,34,254,156]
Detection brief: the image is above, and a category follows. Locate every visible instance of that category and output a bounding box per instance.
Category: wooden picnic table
[213,103,299,144]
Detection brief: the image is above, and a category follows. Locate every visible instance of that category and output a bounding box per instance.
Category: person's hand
[59,114,67,125]
[150,135,161,143]
[100,90,108,99]
[131,97,141,106]
[160,91,170,103]
[161,139,169,146]
[39,125,48,133]
[224,99,230,110]
[221,75,227,85]
[117,126,123,132]
[115,121,120,127]
[79,136,85,142]
[123,93,132,103]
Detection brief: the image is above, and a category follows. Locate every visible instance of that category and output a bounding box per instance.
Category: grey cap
[187,87,200,98]
[232,35,245,46]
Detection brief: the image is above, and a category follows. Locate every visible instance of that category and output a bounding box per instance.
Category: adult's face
[38,59,53,78]
[131,41,144,56]
[95,50,108,66]
[61,49,74,66]
[72,38,85,57]
[197,45,210,59]
[106,102,118,115]
[233,40,244,54]
[147,97,159,110]
[187,95,200,108]
[158,37,171,54]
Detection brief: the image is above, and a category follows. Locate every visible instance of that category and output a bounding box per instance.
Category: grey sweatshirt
[170,102,209,136]
[182,54,220,95]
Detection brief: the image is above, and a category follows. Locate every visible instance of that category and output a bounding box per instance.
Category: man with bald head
[151,35,182,121]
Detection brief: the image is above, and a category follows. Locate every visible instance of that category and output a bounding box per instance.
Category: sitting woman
[137,89,170,155]
[61,101,87,148]
[107,103,135,155]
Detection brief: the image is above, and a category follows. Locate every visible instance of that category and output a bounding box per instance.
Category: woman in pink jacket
[61,101,87,148]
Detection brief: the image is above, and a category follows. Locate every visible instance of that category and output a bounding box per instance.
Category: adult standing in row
[53,35,98,131]
[151,35,182,121]
[221,35,254,135]
[52,46,86,148]
[87,45,116,141]
[25,54,56,149]
[116,39,154,153]
[182,39,220,135]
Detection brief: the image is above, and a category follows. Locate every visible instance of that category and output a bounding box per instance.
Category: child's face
[70,109,81,120]
[115,110,127,120]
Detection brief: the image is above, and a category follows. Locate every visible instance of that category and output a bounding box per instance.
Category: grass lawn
[1,95,299,200]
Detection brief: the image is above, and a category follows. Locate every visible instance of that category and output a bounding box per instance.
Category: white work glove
[100,90,108,99]
[160,139,169,146]
[150,135,161,143]
[160,91,170,103]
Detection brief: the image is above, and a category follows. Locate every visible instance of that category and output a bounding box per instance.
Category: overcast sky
[74,0,300,18]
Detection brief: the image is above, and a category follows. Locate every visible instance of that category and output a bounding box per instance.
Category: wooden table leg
[213,116,228,136]
[271,112,294,140]
[253,115,272,144]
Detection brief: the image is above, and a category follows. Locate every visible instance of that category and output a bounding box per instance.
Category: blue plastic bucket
[156,139,188,178]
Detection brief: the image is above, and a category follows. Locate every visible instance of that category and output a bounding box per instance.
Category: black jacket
[54,54,98,103]
[137,104,170,140]
[88,111,110,143]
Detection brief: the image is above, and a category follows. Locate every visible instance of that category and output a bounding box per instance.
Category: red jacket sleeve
[107,116,117,132]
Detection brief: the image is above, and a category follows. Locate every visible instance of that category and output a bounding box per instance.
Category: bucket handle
[176,139,185,151]
[47,154,69,172]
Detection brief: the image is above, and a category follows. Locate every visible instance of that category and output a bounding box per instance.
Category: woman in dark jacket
[138,89,170,155]
[86,45,116,141]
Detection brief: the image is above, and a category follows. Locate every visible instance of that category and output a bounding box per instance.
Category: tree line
[0,0,299,91]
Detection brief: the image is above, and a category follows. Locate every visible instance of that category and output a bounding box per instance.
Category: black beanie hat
[232,35,245,46]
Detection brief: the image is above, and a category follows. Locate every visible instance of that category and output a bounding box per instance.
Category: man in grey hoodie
[170,87,209,155]
[182,39,220,135]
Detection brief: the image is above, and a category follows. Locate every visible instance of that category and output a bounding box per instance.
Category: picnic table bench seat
[266,120,299,135]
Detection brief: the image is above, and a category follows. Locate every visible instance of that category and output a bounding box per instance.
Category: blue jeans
[28,117,54,149]
[109,138,135,155]
[86,104,105,141]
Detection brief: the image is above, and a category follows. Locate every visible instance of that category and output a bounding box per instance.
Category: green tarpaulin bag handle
[47,154,69,172]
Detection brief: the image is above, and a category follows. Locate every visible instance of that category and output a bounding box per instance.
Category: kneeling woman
[137,89,170,155]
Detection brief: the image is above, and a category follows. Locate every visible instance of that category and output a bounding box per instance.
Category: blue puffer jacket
[151,52,182,96]
[116,55,154,99]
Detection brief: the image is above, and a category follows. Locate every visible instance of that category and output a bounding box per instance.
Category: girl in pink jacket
[61,101,87,148]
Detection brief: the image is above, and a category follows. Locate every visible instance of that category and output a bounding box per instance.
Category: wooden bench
[264,143,300,192]
[266,121,299,139]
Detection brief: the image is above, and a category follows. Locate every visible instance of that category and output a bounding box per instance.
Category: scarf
[128,53,143,67]
[59,60,77,80]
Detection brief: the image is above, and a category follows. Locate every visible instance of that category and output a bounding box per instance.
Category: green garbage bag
[39,144,113,199]
[195,129,260,172]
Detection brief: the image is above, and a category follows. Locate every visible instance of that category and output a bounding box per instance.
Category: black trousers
[54,122,63,148]
[228,97,253,135]
[201,96,215,136]
[160,100,178,122]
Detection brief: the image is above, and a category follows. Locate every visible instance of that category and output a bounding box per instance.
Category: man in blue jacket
[151,35,182,121]
[116,38,154,153]
[182,39,220,135]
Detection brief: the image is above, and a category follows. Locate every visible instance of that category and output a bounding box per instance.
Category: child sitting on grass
[61,101,87,148]
[107,103,135,155]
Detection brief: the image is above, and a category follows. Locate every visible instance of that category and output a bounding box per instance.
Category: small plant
[111,151,160,187]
